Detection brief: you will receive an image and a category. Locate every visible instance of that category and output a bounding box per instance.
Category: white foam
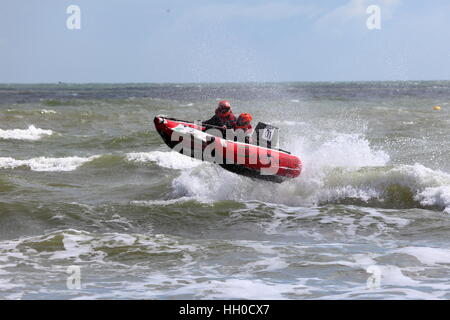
[320,185,379,203]
[244,256,289,272]
[358,207,411,228]
[415,185,450,213]
[0,125,54,141]
[199,278,307,299]
[386,164,450,212]
[160,124,450,214]
[374,265,420,287]
[395,247,450,265]
[50,232,95,261]
[314,163,450,210]
[126,151,202,170]
[172,165,240,201]
[171,132,391,206]
[0,155,99,172]
[130,197,201,206]
[302,133,390,170]
[2,228,450,299]
[40,109,57,114]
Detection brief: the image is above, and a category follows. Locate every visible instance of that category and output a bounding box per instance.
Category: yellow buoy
[433,106,441,111]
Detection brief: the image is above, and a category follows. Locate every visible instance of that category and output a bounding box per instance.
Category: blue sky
[1,0,449,83]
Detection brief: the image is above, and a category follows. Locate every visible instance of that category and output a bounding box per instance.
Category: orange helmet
[216,100,232,118]
[236,113,253,128]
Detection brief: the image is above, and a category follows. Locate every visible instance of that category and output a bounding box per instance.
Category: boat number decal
[262,127,275,141]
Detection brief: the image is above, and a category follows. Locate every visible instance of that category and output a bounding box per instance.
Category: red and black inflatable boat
[154,116,302,183]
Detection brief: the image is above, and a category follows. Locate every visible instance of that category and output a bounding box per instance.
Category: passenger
[203,100,236,130]
[234,113,253,144]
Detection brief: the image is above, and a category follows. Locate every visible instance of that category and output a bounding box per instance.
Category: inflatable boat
[154,116,302,183]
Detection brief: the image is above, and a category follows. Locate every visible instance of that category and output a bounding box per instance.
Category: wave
[394,247,450,265]
[317,164,450,212]
[126,151,202,170]
[130,196,202,206]
[170,132,450,213]
[0,129,447,213]
[40,109,57,114]
[0,150,202,173]
[4,109,57,115]
[0,150,205,173]
[0,155,100,172]
[0,125,54,141]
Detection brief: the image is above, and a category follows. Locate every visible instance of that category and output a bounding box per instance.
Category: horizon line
[1,79,450,86]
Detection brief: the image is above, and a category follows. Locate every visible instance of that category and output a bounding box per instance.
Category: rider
[203,100,236,129]
[234,113,253,143]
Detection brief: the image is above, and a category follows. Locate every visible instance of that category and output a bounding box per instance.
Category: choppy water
[1,82,450,299]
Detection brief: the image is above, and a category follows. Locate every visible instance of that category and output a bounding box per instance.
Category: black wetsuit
[203,114,236,129]
[202,114,236,139]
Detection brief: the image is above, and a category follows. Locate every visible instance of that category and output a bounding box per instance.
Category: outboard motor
[254,122,279,149]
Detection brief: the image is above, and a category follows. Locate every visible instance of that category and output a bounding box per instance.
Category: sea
[1,81,450,299]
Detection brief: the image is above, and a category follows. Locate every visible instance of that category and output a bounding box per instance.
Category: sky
[0,0,449,83]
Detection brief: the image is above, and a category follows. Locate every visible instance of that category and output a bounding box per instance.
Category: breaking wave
[0,125,54,141]
[126,151,202,169]
[0,155,100,172]
[170,132,450,213]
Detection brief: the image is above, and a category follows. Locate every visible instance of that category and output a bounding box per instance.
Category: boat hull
[154,116,302,183]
